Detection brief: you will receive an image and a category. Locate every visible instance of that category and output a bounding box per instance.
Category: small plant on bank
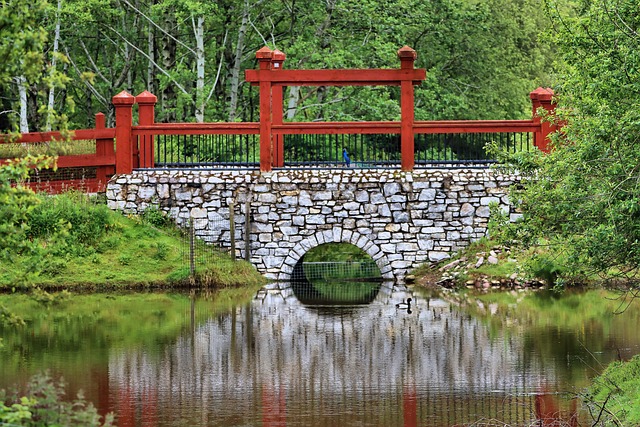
[141,205,173,228]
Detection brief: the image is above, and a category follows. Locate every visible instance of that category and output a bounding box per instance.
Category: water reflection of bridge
[108,284,555,426]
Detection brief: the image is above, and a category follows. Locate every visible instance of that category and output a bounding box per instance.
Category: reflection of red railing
[262,384,287,427]
[535,389,579,427]
[1,46,557,194]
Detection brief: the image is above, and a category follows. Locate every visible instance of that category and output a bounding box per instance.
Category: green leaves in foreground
[0,156,55,259]
[0,372,114,426]
[587,355,640,426]
[493,1,640,284]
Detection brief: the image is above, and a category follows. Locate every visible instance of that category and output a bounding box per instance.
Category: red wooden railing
[0,113,116,193]
[0,46,556,193]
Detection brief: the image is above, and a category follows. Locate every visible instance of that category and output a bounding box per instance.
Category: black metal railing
[281,133,401,168]
[415,131,533,165]
[149,130,533,169]
[152,133,260,168]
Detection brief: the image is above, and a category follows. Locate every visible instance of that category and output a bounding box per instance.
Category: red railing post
[530,87,556,153]
[95,112,115,188]
[136,90,157,168]
[112,90,136,174]
[271,49,286,168]
[398,46,417,171]
[256,46,273,172]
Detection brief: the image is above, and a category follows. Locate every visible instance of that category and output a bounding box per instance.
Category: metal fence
[152,131,534,169]
[181,203,251,276]
[181,216,243,276]
[414,131,533,165]
[281,133,400,168]
[291,261,382,282]
[154,134,260,168]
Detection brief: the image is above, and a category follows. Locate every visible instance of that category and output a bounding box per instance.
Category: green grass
[0,193,265,290]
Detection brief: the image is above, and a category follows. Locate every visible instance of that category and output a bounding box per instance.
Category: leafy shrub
[0,304,25,327]
[30,288,71,306]
[27,192,114,247]
[0,372,114,426]
[142,206,172,228]
[0,156,55,259]
[40,258,68,276]
[524,252,567,287]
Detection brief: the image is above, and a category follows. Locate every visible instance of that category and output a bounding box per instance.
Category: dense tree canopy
[0,0,555,131]
[500,0,640,283]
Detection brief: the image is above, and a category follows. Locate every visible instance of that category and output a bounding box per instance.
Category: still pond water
[1,282,640,426]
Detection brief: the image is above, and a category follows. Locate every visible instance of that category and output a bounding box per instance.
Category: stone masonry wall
[106,168,519,282]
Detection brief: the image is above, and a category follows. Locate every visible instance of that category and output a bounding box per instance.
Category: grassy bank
[0,191,265,291]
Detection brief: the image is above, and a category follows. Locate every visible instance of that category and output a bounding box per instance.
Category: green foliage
[0,372,114,426]
[27,191,114,247]
[29,288,71,306]
[304,243,372,263]
[0,156,55,260]
[524,251,567,288]
[141,205,173,228]
[3,0,555,130]
[493,0,640,283]
[0,0,72,131]
[0,1,47,86]
[587,354,640,425]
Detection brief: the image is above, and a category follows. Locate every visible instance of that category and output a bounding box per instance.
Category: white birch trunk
[17,76,29,133]
[286,86,300,120]
[227,1,249,121]
[193,15,205,123]
[46,0,62,131]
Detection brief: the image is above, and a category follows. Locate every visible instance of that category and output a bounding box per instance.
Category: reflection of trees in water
[107,287,558,425]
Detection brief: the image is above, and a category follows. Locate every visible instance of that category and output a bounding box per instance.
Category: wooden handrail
[0,128,116,144]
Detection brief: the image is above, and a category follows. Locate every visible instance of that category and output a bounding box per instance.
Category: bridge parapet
[107,168,519,282]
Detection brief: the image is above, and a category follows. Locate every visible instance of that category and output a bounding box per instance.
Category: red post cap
[112,90,135,105]
[256,46,273,60]
[529,87,554,102]
[398,46,417,69]
[135,90,157,105]
[397,45,417,60]
[271,49,286,70]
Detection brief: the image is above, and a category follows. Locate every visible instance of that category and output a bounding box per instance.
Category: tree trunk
[16,76,29,133]
[46,0,62,131]
[161,8,177,122]
[193,15,205,122]
[227,0,249,122]
[286,86,300,120]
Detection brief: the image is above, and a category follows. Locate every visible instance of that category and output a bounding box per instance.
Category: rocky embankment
[424,245,546,291]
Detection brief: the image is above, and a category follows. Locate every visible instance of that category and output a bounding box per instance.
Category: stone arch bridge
[106,168,519,283]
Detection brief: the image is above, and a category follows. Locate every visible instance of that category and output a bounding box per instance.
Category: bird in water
[342,147,351,167]
[396,298,412,313]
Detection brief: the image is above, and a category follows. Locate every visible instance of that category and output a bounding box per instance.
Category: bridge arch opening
[278,228,393,282]
[291,243,382,282]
